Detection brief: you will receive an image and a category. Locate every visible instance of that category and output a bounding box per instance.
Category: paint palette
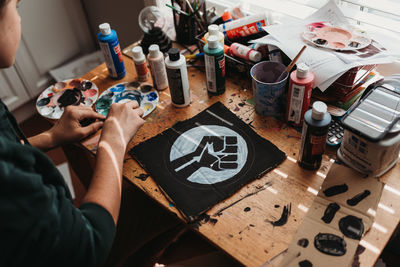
[95,81,158,117]
[302,22,371,51]
[36,78,98,119]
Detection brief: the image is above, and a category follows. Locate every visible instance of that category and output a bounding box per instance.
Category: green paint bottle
[204,35,225,95]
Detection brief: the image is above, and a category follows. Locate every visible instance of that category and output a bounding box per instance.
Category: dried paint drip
[339,215,364,240]
[135,173,150,181]
[321,202,340,224]
[314,233,347,256]
[297,238,309,248]
[299,259,313,267]
[244,207,251,212]
[323,183,348,197]
[346,190,371,206]
[268,203,291,227]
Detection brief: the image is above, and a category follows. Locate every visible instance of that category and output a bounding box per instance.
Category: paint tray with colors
[130,102,286,220]
[302,21,371,51]
[95,82,158,118]
[36,78,98,119]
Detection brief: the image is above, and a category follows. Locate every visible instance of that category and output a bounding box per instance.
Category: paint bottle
[219,13,267,40]
[165,48,190,107]
[131,46,149,82]
[147,44,168,90]
[203,24,224,46]
[97,23,126,79]
[229,43,262,62]
[204,35,225,95]
[298,101,331,170]
[286,63,315,127]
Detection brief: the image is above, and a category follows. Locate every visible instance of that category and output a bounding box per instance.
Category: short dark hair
[0,0,9,10]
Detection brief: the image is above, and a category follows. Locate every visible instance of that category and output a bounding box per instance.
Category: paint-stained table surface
[80,55,400,267]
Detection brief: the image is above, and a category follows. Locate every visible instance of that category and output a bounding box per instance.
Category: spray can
[299,101,331,170]
[204,35,225,95]
[131,46,149,82]
[165,48,190,107]
[147,44,168,90]
[286,63,314,127]
[97,23,126,79]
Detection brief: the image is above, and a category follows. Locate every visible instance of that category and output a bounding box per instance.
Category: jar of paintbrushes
[169,0,207,45]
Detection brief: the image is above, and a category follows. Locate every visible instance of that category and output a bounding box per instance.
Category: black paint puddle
[314,233,347,256]
[299,259,313,267]
[323,184,348,197]
[135,173,150,181]
[297,238,309,248]
[347,190,371,206]
[244,207,251,212]
[268,203,291,227]
[339,215,364,240]
[321,203,340,224]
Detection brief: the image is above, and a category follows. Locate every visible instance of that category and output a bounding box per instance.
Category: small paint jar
[131,46,149,82]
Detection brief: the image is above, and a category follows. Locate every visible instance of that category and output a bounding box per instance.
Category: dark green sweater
[0,101,115,266]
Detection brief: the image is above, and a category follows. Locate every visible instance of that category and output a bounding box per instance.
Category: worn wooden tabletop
[81,55,400,267]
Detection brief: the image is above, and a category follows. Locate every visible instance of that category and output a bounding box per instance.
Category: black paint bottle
[299,101,331,170]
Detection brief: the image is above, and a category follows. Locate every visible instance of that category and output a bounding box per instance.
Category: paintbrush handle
[286,45,307,73]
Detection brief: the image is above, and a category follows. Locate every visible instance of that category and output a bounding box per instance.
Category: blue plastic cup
[250,61,288,116]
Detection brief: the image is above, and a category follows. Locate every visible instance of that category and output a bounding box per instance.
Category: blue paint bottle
[98,23,126,79]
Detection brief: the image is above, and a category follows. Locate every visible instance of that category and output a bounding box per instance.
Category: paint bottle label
[287,84,305,124]
[205,54,216,92]
[204,53,225,94]
[166,68,184,105]
[99,41,118,78]
[149,60,168,90]
[135,62,149,82]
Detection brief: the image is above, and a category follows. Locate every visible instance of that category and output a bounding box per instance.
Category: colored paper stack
[313,64,383,110]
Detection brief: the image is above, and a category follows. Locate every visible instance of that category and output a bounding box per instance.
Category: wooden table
[77,54,400,267]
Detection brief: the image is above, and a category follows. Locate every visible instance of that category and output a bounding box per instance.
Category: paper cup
[250,61,288,116]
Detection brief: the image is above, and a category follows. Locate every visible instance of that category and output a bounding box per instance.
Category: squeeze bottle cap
[148,44,160,57]
[99,23,111,35]
[208,35,219,49]
[296,62,310,79]
[208,24,219,36]
[222,11,233,22]
[311,101,327,120]
[249,50,262,62]
[131,46,145,62]
[168,47,180,61]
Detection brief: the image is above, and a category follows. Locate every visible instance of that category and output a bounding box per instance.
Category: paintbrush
[276,45,307,82]
[185,0,205,32]
[166,3,190,16]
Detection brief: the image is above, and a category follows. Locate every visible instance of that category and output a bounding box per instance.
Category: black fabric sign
[130,102,286,219]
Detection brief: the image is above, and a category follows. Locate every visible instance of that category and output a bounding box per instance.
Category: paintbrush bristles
[286,45,307,73]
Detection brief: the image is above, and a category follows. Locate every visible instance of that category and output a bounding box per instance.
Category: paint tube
[219,13,267,40]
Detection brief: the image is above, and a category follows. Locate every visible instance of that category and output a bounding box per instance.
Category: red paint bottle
[286,63,314,127]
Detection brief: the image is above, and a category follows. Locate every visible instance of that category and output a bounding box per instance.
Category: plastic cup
[250,61,288,116]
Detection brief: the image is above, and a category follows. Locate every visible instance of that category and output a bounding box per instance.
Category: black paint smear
[347,190,371,206]
[299,260,312,267]
[190,214,218,229]
[297,238,309,248]
[339,215,364,240]
[274,204,280,208]
[244,207,251,212]
[135,173,150,181]
[321,202,340,224]
[238,102,245,107]
[268,203,291,227]
[37,97,50,107]
[314,233,347,256]
[323,184,348,197]
[57,88,84,107]
[214,182,272,216]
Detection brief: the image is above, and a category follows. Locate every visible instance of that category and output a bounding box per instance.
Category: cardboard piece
[280,163,383,267]
[130,102,286,220]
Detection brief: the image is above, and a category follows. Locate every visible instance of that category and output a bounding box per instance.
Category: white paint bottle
[165,48,190,107]
[147,44,168,90]
[131,46,149,82]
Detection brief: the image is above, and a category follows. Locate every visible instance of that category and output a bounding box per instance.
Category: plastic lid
[222,11,232,22]
[208,24,219,36]
[168,47,180,61]
[249,50,262,62]
[296,62,309,79]
[208,35,219,49]
[148,44,160,57]
[312,101,327,120]
[131,46,145,62]
[99,23,111,35]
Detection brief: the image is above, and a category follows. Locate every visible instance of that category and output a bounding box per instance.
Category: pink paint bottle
[286,63,314,127]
